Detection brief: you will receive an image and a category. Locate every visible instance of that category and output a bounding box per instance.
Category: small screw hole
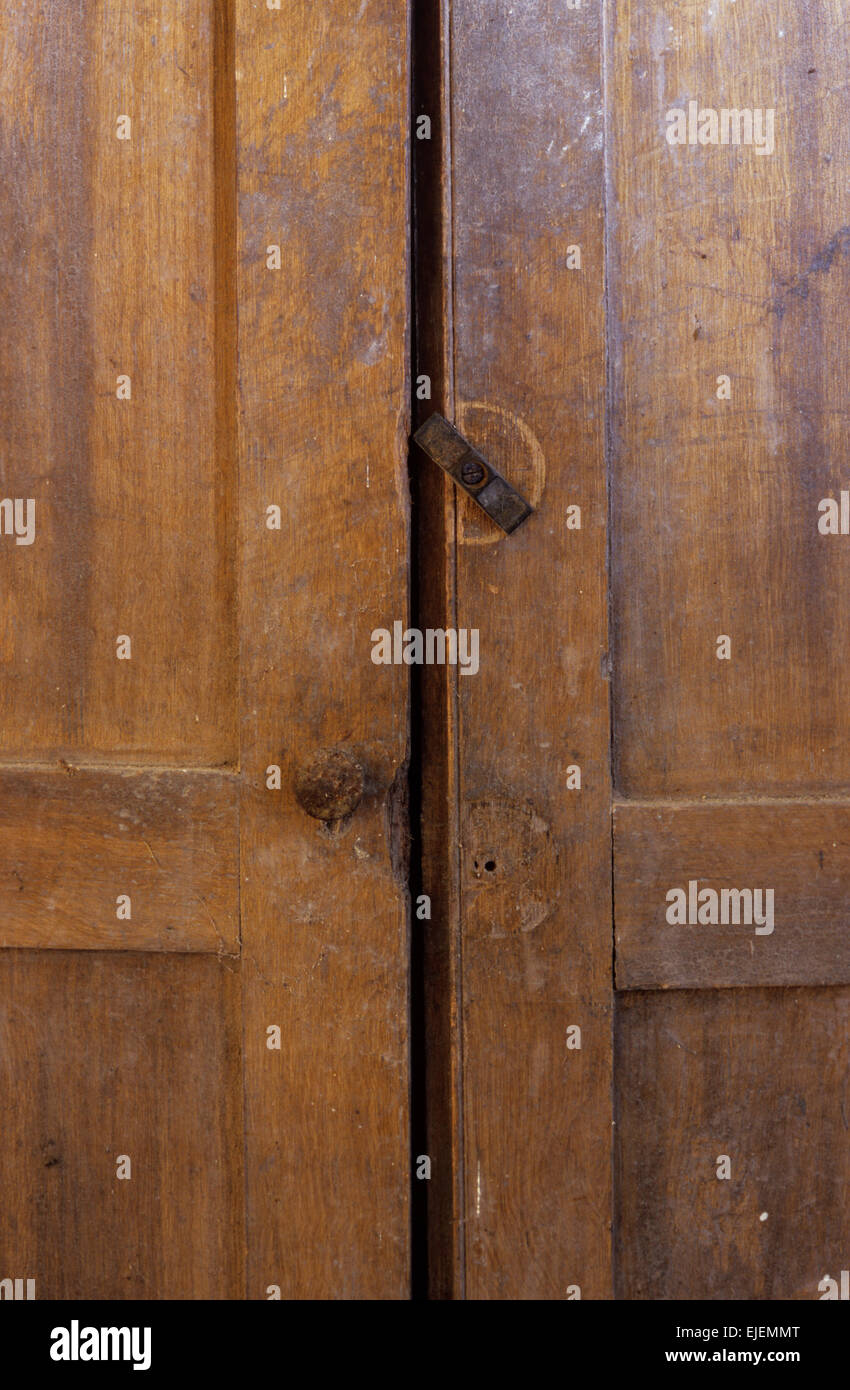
[484,859,496,872]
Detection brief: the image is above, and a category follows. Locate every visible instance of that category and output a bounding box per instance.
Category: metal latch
[412,413,534,534]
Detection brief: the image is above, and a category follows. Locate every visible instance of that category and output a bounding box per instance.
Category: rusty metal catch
[412,413,534,534]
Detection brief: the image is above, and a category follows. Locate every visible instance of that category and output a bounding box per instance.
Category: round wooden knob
[294,748,364,821]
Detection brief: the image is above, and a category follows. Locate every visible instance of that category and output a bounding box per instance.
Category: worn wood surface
[0,769,238,952]
[0,951,244,1299]
[608,0,850,798]
[0,0,236,764]
[608,0,850,1301]
[235,0,411,1298]
[616,988,850,1300]
[0,0,248,1303]
[425,0,612,1298]
[615,801,850,990]
[5,0,847,1304]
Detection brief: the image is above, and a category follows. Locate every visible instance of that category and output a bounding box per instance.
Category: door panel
[615,801,850,989]
[0,0,237,762]
[616,988,850,1301]
[609,0,850,796]
[0,951,244,1299]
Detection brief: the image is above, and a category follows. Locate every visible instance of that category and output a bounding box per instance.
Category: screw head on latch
[461,458,486,486]
[294,747,364,821]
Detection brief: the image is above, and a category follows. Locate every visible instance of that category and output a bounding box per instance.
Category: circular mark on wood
[463,798,560,937]
[455,402,545,545]
[294,748,364,821]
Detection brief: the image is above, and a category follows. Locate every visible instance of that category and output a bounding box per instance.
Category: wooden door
[416,0,850,1301]
[4,0,848,1307]
[0,0,410,1300]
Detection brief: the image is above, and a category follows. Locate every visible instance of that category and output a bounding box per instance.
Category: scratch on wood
[770,226,850,318]
[142,838,163,872]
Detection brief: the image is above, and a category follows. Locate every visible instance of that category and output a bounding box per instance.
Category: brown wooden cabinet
[1,0,848,1301]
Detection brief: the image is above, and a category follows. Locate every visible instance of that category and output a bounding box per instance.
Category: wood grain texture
[608,0,850,1298]
[0,0,236,763]
[442,0,612,1298]
[0,951,244,1299]
[608,0,850,797]
[615,988,850,1300]
[615,800,850,989]
[0,2,244,1302]
[235,0,411,1298]
[0,769,238,952]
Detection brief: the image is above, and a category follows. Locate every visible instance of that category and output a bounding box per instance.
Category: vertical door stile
[415,1,615,1299]
[234,0,412,1299]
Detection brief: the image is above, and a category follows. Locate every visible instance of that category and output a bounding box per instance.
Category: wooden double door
[0,0,848,1300]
